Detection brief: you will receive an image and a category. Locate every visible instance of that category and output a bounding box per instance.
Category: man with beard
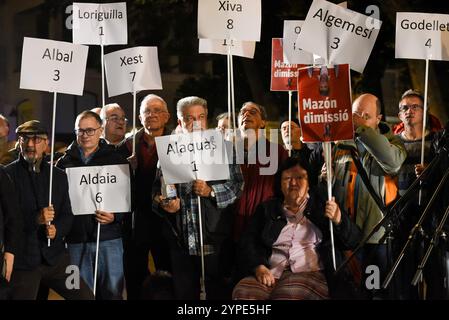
[5,120,93,299]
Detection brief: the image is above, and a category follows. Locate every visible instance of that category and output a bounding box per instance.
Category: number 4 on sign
[425,39,432,48]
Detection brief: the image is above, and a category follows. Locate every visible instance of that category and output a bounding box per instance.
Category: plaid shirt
[177,159,243,256]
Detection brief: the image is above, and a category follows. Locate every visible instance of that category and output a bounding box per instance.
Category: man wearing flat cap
[4,120,93,299]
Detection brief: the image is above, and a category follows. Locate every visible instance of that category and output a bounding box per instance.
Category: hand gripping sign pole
[93,196,101,297]
[192,121,207,300]
[47,92,58,247]
[20,37,89,248]
[324,141,337,270]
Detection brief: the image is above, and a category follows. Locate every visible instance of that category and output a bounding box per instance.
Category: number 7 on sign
[129,71,136,82]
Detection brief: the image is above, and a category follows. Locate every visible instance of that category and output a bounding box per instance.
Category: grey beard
[24,155,42,173]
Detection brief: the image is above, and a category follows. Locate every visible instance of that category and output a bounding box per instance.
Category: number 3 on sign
[331,37,340,50]
[53,70,60,81]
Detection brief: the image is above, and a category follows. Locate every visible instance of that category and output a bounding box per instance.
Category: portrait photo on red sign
[297,64,353,143]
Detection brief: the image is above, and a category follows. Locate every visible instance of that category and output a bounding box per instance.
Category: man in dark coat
[5,120,93,300]
[57,111,130,300]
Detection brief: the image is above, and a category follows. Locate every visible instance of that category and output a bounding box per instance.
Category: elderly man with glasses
[5,120,93,299]
[117,94,172,299]
[56,111,129,299]
[100,103,128,146]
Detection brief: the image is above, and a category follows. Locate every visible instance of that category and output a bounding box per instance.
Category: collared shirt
[269,196,323,278]
[78,146,99,165]
[177,159,244,256]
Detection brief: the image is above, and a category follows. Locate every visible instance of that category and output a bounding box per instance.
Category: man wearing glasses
[395,89,443,299]
[56,111,129,299]
[5,120,93,299]
[100,103,128,146]
[117,94,172,299]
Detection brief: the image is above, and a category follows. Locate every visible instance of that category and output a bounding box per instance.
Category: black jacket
[56,139,130,243]
[5,157,73,270]
[117,128,169,244]
[237,190,362,298]
[0,165,21,256]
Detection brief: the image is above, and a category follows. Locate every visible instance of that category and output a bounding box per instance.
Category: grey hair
[100,103,122,122]
[140,94,167,115]
[216,112,229,121]
[240,101,267,120]
[176,96,208,120]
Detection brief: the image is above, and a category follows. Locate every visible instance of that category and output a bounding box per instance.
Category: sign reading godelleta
[396,12,449,61]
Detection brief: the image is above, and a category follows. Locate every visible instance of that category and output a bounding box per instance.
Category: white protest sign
[297,0,382,73]
[20,37,88,95]
[198,0,261,41]
[155,129,230,184]
[199,39,256,59]
[72,2,127,45]
[65,164,131,215]
[396,12,449,61]
[282,21,314,65]
[104,47,162,97]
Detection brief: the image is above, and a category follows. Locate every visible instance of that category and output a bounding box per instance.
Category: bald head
[352,93,382,130]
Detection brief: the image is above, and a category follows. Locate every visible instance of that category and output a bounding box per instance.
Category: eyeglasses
[399,104,423,113]
[18,135,46,144]
[352,111,372,120]
[142,109,166,116]
[106,115,128,123]
[75,127,101,137]
[239,108,261,116]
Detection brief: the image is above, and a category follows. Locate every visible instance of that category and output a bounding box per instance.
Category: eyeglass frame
[141,109,167,116]
[239,107,261,117]
[75,127,102,137]
[106,115,128,123]
[18,134,47,144]
[399,104,423,113]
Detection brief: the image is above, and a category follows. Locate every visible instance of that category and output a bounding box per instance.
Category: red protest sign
[270,38,300,91]
[297,64,353,142]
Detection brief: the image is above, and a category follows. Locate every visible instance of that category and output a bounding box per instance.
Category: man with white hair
[153,96,244,299]
[118,94,172,299]
[100,103,128,146]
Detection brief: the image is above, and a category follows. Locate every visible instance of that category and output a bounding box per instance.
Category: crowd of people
[1,89,449,300]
